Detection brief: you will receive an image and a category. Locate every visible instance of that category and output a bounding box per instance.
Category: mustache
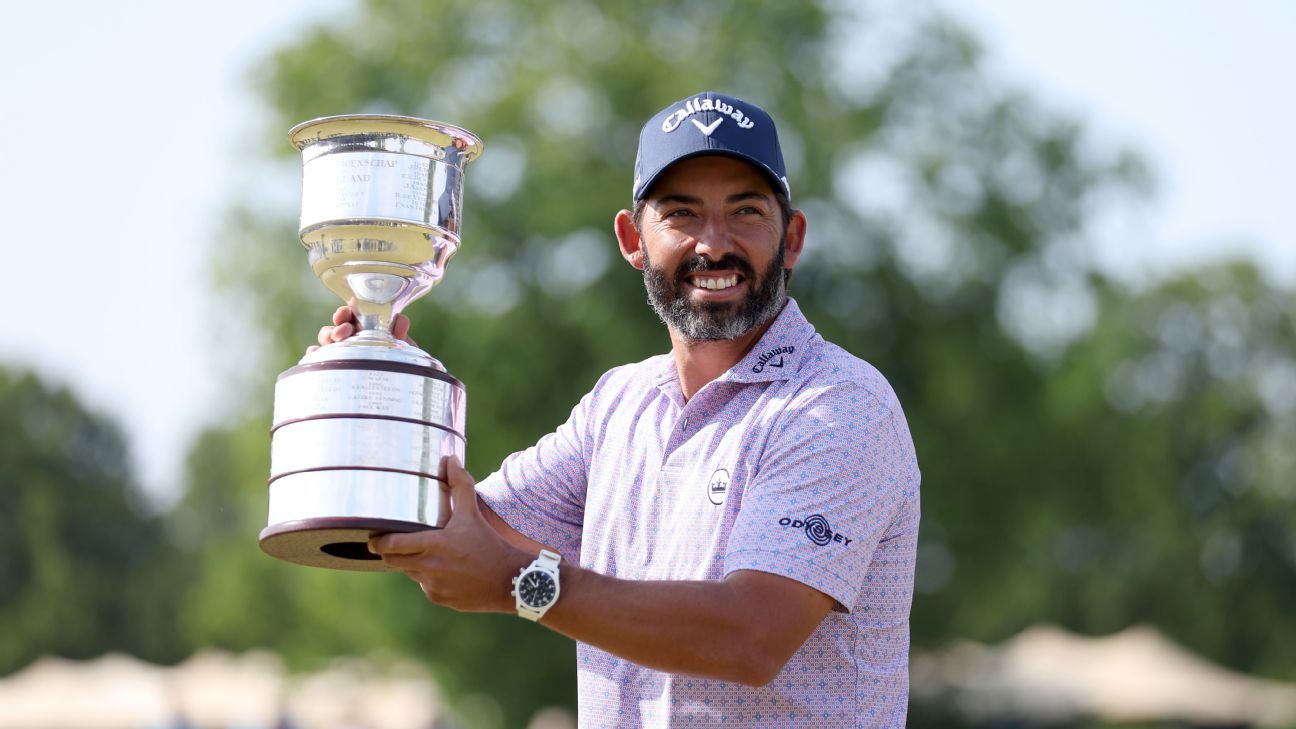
[673,254,757,283]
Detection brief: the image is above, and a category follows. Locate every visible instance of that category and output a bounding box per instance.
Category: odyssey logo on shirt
[778,514,853,547]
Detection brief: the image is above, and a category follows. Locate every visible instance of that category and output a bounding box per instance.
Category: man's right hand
[306,305,416,354]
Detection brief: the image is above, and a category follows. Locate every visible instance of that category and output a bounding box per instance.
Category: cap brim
[634,149,789,202]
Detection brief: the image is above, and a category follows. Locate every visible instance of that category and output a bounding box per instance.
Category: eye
[665,208,695,219]
[735,205,764,216]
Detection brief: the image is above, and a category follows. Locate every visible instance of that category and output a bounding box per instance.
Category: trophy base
[264,350,465,572]
[259,516,434,572]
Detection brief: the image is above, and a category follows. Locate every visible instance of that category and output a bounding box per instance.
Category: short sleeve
[476,393,593,562]
[724,381,919,611]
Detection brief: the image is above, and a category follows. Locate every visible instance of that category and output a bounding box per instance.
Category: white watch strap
[537,549,561,571]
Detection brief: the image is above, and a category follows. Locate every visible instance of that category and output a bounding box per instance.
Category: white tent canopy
[0,651,442,729]
[912,624,1296,726]
[7,628,1294,727]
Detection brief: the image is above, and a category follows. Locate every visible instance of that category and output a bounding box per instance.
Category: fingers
[315,321,356,348]
[313,305,418,352]
[369,530,433,557]
[308,305,359,353]
[332,305,356,326]
[442,456,480,521]
[315,307,417,351]
[331,322,355,341]
[392,314,416,346]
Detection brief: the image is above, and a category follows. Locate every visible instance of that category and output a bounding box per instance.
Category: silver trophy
[259,115,483,571]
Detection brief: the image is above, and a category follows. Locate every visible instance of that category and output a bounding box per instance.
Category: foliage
[4,0,1290,727]
[0,368,185,672]
[186,0,1296,723]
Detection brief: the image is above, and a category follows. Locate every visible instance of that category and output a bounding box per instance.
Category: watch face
[518,570,556,609]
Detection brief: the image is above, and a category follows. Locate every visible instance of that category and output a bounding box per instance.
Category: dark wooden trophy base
[259,517,433,572]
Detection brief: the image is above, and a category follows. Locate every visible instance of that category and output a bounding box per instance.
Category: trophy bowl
[259,115,482,571]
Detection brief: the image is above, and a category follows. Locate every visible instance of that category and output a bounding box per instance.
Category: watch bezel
[517,569,558,609]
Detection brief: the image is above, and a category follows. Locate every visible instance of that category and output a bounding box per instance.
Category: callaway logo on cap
[632,91,791,202]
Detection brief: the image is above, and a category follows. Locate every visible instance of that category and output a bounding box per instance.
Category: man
[319,92,921,727]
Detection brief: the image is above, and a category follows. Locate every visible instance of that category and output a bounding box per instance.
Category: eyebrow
[655,191,772,206]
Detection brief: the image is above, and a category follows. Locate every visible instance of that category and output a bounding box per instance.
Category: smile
[689,274,741,291]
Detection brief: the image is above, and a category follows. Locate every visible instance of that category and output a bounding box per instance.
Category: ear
[781,209,808,270]
[614,209,645,270]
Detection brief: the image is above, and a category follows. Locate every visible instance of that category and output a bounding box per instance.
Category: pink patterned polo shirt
[477,298,921,727]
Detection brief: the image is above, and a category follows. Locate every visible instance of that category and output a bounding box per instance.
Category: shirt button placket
[662,407,695,473]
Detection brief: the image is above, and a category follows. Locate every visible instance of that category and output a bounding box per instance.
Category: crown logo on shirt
[706,468,730,506]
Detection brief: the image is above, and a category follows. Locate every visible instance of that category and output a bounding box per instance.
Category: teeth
[695,275,738,291]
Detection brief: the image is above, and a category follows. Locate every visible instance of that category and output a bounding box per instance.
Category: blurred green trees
[1,0,1292,726]
[192,0,1296,721]
[0,368,183,673]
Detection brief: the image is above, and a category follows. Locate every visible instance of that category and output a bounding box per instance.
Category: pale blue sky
[0,0,350,501]
[0,1,1290,503]
[944,0,1294,283]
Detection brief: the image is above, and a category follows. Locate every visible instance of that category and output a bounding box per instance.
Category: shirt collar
[652,352,679,387]
[723,297,816,384]
[651,298,818,395]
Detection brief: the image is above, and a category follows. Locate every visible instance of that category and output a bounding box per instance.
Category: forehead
[646,155,776,200]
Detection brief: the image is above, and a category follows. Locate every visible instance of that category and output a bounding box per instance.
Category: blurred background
[2,0,1293,727]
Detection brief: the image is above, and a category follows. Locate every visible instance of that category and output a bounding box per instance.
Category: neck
[668,305,784,401]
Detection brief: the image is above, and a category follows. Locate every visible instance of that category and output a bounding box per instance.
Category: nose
[692,216,736,261]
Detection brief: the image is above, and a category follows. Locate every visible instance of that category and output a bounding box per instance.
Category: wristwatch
[512,549,562,621]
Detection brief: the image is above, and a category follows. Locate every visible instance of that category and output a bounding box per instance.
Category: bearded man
[321,92,921,727]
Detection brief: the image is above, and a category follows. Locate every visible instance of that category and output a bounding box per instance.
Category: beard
[642,244,788,342]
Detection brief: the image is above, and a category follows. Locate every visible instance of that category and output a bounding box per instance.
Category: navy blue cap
[632,91,790,202]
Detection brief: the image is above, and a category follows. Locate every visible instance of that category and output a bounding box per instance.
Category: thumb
[442,455,481,522]
[392,314,417,346]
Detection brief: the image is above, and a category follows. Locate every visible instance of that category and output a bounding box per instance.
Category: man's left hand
[369,457,530,613]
